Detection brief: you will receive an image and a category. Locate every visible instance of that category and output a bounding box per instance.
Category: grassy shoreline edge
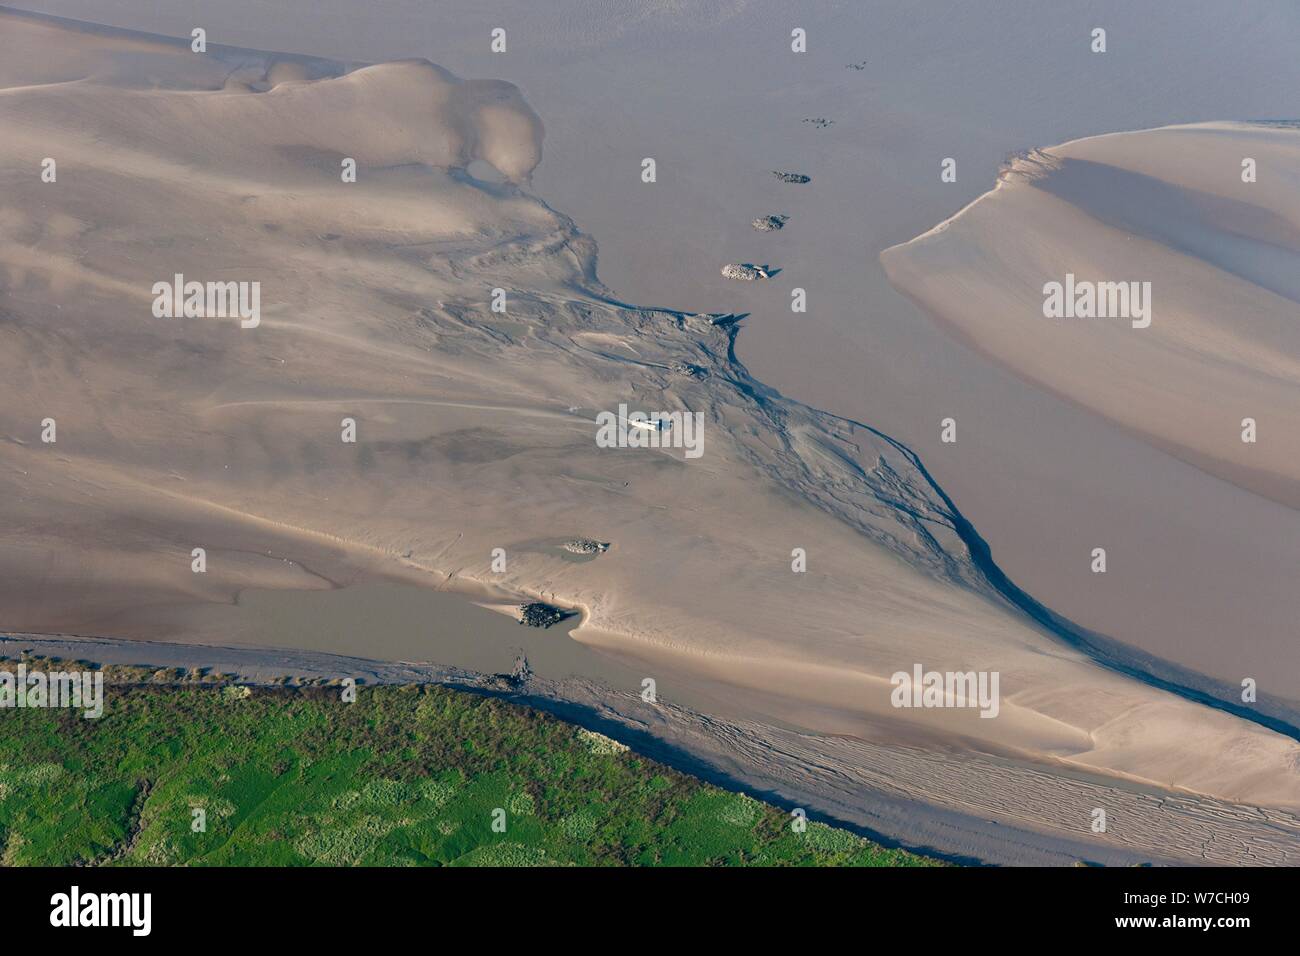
[0,654,944,867]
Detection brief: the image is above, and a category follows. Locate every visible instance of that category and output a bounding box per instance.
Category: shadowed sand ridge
[882,122,1300,510]
[1,8,1298,862]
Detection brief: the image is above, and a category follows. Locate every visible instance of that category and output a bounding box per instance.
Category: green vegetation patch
[0,661,941,867]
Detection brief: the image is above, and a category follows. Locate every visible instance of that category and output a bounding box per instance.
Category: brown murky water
[218,583,647,691]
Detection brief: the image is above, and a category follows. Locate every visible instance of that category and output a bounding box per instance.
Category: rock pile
[721,263,771,281]
[751,214,788,232]
[562,539,610,555]
[519,601,567,628]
